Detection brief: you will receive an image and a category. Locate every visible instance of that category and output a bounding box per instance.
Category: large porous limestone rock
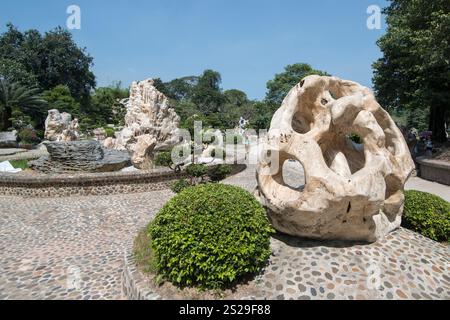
[256,76,415,242]
[29,140,130,173]
[104,79,181,168]
[44,109,80,142]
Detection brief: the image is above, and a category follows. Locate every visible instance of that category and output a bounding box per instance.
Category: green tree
[191,70,225,115]
[42,85,80,116]
[90,82,129,126]
[0,23,96,103]
[266,63,330,106]
[0,78,46,130]
[373,0,450,141]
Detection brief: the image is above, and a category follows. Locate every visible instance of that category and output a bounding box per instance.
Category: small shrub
[18,127,39,144]
[186,163,207,178]
[149,183,274,289]
[104,127,115,138]
[155,151,173,168]
[402,190,450,242]
[171,179,190,193]
[207,164,232,182]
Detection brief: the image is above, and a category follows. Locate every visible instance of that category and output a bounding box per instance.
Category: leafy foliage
[372,0,450,141]
[265,63,330,106]
[170,179,191,194]
[186,163,207,179]
[0,78,46,130]
[155,151,174,168]
[207,164,232,182]
[402,190,450,242]
[0,24,95,101]
[18,127,39,144]
[148,183,274,289]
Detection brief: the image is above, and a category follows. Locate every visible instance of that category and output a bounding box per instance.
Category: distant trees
[0,24,95,101]
[373,0,450,141]
[0,78,46,130]
[266,63,330,106]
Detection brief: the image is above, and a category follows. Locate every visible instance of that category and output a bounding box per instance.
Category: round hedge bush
[148,183,274,289]
[402,190,450,242]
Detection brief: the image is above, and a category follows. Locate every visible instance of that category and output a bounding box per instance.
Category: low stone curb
[121,249,160,300]
[0,164,247,197]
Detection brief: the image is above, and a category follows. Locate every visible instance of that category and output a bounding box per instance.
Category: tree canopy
[265,63,330,106]
[373,0,450,141]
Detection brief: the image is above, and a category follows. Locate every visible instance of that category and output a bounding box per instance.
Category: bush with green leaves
[18,127,39,144]
[154,151,173,168]
[148,183,274,289]
[207,164,232,182]
[104,127,115,138]
[402,190,450,242]
[186,163,207,178]
[171,179,190,194]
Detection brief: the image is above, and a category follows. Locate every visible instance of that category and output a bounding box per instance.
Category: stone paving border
[121,251,160,300]
[0,164,246,197]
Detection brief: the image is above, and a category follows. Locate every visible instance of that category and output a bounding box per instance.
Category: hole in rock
[292,108,313,134]
[282,159,306,191]
[321,133,366,176]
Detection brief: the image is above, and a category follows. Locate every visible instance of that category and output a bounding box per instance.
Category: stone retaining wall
[416,157,450,186]
[0,164,246,198]
[121,250,160,300]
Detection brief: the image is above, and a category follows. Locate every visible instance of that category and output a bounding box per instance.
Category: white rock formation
[256,76,415,242]
[44,109,80,142]
[104,79,181,168]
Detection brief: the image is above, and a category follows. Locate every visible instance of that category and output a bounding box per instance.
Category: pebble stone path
[0,161,449,300]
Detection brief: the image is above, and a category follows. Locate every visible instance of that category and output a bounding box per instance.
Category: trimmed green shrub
[104,127,115,138]
[207,164,232,182]
[148,183,274,289]
[402,190,450,242]
[155,151,173,168]
[186,163,207,178]
[171,179,190,193]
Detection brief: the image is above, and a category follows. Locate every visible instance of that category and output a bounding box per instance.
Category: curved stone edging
[121,251,160,300]
[416,157,450,186]
[0,164,247,198]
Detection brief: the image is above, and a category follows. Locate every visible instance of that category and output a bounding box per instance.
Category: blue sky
[0,0,389,100]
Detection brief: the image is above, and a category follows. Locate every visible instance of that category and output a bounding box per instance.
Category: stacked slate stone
[30,140,131,174]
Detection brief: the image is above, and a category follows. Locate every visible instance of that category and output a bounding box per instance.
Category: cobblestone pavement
[254,229,449,300]
[0,190,173,299]
[0,161,449,300]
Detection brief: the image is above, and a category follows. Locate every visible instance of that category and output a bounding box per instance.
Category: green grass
[134,227,158,274]
[9,159,29,170]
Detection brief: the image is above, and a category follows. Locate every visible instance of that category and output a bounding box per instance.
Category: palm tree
[0,77,46,130]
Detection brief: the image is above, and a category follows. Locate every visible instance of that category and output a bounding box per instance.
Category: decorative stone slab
[29,140,131,174]
[0,148,27,156]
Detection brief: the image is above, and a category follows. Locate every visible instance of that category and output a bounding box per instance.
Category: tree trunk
[1,105,12,131]
[428,105,447,142]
